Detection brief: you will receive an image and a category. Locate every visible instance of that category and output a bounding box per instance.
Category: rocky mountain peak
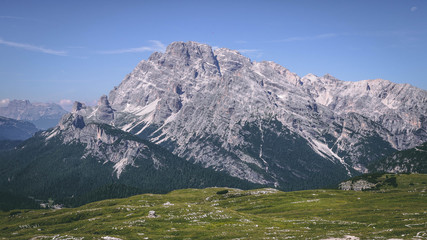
[148,51,163,61]
[321,73,340,83]
[214,48,251,72]
[95,95,114,123]
[72,41,427,188]
[72,101,86,113]
[98,95,110,107]
[164,41,217,65]
[8,99,31,108]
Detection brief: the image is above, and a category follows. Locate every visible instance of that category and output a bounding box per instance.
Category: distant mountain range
[0,99,67,130]
[0,116,38,141]
[0,41,425,206]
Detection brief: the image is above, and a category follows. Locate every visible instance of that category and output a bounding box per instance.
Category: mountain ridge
[0,113,260,206]
[0,116,38,140]
[0,99,67,129]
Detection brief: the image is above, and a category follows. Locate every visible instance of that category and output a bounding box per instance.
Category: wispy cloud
[0,38,67,56]
[410,6,418,12]
[273,33,338,43]
[98,40,166,54]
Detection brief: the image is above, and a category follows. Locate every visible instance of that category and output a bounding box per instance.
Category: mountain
[70,41,426,189]
[0,100,67,129]
[2,41,425,202]
[368,141,427,173]
[0,112,259,207]
[0,116,38,140]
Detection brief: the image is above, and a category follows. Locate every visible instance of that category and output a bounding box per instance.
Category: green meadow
[1,174,426,239]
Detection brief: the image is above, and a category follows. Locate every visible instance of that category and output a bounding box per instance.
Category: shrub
[216,190,229,195]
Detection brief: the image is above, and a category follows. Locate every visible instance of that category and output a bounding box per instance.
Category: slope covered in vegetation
[1,174,426,239]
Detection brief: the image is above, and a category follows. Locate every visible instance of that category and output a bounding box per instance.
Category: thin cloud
[410,6,418,12]
[58,99,73,111]
[85,99,98,107]
[273,33,338,43]
[0,38,67,56]
[237,49,259,53]
[0,16,26,20]
[59,99,73,106]
[98,40,166,54]
[0,98,10,107]
[237,49,263,59]
[66,46,86,49]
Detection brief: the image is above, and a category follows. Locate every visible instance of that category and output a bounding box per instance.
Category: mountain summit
[65,41,426,189]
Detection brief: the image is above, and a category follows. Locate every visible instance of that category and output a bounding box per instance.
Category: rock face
[0,116,39,140]
[46,112,156,178]
[63,41,427,189]
[0,100,67,129]
[95,95,115,123]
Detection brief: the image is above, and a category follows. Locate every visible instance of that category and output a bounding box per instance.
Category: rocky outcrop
[45,112,148,178]
[339,180,376,191]
[147,210,158,218]
[96,95,114,123]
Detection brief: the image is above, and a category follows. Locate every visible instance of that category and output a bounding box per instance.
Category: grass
[0,174,426,239]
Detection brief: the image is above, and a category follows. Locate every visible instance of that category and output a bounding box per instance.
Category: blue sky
[0,0,426,110]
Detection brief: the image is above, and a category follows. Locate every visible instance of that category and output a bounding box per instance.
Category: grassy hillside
[0,174,426,239]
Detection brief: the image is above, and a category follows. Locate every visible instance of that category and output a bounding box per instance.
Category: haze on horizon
[0,0,426,110]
